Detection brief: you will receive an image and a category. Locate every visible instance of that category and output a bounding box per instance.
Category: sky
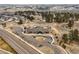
[0,0,79,4]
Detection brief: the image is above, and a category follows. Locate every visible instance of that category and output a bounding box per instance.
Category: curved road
[22,33,54,44]
[0,27,68,54]
[20,33,68,54]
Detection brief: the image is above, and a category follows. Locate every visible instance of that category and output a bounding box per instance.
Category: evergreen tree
[68,19,74,28]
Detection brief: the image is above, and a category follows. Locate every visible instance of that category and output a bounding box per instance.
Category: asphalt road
[0,48,12,54]
[22,33,54,44]
[19,33,68,54]
[0,26,68,54]
[0,28,44,54]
